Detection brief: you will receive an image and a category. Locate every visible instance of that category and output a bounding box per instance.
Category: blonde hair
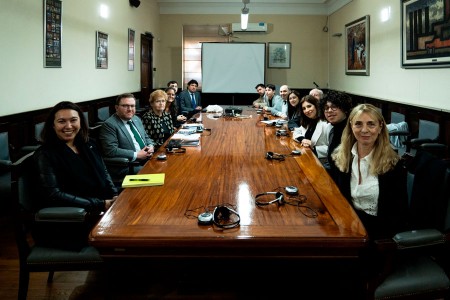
[149,89,167,105]
[332,103,400,175]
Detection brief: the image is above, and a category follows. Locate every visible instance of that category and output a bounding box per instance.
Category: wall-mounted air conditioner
[231,22,268,33]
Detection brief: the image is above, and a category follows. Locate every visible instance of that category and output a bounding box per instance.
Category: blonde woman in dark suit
[332,103,408,240]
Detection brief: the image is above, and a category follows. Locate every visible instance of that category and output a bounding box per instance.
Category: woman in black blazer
[332,103,408,240]
[34,101,118,215]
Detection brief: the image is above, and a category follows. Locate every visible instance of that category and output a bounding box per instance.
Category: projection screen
[201,42,266,93]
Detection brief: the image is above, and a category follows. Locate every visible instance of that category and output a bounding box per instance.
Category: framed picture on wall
[401,0,450,68]
[128,28,135,71]
[268,42,291,68]
[96,31,108,69]
[345,15,370,75]
[43,0,62,68]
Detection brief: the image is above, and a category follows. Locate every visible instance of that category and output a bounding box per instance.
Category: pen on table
[129,179,150,181]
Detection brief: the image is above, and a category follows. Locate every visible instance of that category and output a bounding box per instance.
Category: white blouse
[350,143,379,216]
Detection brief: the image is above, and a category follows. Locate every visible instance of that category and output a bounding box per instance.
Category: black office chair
[387,112,410,156]
[88,125,139,190]
[20,120,45,155]
[97,105,111,123]
[367,151,450,300]
[11,152,104,300]
[0,128,13,211]
[403,119,446,157]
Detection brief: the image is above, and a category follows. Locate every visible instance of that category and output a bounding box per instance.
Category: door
[140,33,153,104]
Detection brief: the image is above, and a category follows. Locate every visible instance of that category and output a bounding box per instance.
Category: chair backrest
[391,111,405,124]
[11,152,40,213]
[34,121,45,144]
[97,106,110,122]
[406,151,450,230]
[0,131,11,161]
[418,119,439,141]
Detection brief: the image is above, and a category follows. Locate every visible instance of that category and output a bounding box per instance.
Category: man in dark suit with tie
[179,79,202,118]
[99,93,155,179]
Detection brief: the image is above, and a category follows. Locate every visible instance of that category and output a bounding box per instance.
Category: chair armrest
[103,157,135,167]
[393,229,445,249]
[388,131,410,137]
[0,159,12,171]
[406,138,436,148]
[35,207,87,223]
[418,143,447,150]
[20,145,41,155]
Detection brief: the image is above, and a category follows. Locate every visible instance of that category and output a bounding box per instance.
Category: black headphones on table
[255,192,285,206]
[265,151,285,161]
[212,205,240,229]
[166,146,186,154]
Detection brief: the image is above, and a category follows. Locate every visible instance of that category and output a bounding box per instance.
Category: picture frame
[345,15,370,76]
[401,0,450,68]
[128,28,135,71]
[43,0,62,68]
[268,42,291,69]
[96,31,108,69]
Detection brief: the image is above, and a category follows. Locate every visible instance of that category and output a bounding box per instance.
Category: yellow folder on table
[122,173,165,188]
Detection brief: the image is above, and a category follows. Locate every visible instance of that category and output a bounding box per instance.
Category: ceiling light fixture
[241,0,250,30]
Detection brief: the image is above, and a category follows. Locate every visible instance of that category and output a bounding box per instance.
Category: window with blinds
[182,25,230,89]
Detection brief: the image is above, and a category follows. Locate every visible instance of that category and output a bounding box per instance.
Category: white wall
[328,0,450,112]
[0,0,159,117]
[1,0,449,117]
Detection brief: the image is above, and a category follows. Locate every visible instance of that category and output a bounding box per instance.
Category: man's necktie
[190,93,196,108]
[128,120,145,149]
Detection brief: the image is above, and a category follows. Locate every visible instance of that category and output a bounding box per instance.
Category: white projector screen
[201,43,266,93]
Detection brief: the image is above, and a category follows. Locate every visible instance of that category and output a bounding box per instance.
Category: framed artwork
[401,0,450,68]
[128,28,135,71]
[96,31,108,69]
[345,15,370,75]
[43,0,62,68]
[268,42,291,68]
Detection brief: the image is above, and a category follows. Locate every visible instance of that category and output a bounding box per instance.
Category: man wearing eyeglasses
[321,90,352,180]
[99,93,155,179]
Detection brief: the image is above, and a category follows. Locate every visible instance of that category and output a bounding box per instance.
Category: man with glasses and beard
[99,93,155,178]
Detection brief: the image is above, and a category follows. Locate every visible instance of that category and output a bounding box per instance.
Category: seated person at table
[142,89,175,150]
[253,83,267,108]
[99,93,155,178]
[309,88,324,100]
[271,84,290,119]
[331,103,408,240]
[321,90,353,178]
[34,101,118,245]
[262,84,282,115]
[179,79,202,117]
[286,90,302,130]
[293,95,330,162]
[167,80,181,108]
[165,87,186,128]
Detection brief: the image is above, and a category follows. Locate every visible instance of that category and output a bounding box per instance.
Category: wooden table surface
[89,106,368,259]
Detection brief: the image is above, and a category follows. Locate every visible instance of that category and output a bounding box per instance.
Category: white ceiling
[157,0,353,15]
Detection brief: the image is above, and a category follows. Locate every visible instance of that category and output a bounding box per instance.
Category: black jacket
[34,139,117,214]
[334,159,408,240]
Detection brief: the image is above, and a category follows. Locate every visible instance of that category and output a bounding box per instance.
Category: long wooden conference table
[89,106,368,259]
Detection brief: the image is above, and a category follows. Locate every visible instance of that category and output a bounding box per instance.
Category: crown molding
[157,0,352,15]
